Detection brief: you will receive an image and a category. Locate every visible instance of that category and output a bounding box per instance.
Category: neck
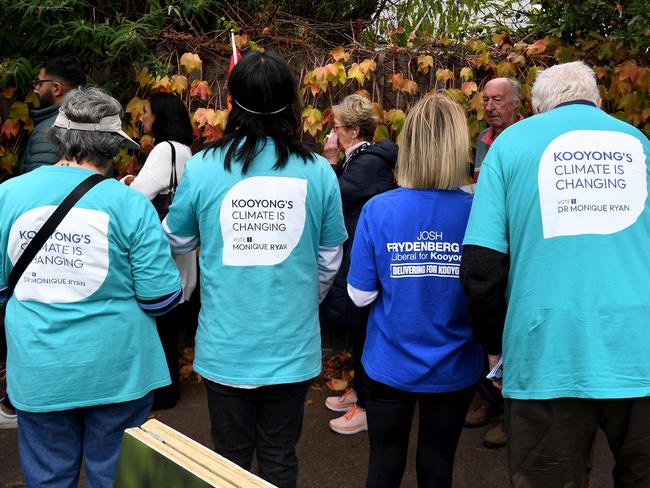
[344,140,367,160]
[56,159,108,176]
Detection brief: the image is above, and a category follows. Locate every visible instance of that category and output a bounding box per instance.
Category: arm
[129,196,183,313]
[163,157,201,254]
[347,283,378,307]
[162,219,199,255]
[318,245,343,303]
[0,285,8,308]
[323,130,340,166]
[459,244,509,355]
[338,150,392,208]
[137,289,182,316]
[346,205,380,306]
[129,144,171,200]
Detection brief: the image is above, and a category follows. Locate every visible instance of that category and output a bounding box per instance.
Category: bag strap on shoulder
[7,173,105,295]
[167,141,177,192]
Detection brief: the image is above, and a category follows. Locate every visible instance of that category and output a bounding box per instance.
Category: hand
[488,354,503,390]
[122,174,135,186]
[323,130,340,166]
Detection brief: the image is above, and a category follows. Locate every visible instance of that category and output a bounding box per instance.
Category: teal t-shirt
[165,141,347,385]
[464,103,650,400]
[0,166,181,412]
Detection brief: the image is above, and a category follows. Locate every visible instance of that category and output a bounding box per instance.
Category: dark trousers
[364,373,474,488]
[476,376,504,416]
[205,379,311,488]
[1,307,13,411]
[152,302,189,409]
[506,397,650,488]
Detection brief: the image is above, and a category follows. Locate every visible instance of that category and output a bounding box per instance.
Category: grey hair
[331,94,378,141]
[531,61,601,114]
[48,86,129,168]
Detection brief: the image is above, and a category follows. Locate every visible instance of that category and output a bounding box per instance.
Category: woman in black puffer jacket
[321,94,397,435]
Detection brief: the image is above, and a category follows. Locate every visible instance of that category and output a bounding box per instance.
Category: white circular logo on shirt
[8,207,110,303]
[220,176,307,266]
[538,130,647,238]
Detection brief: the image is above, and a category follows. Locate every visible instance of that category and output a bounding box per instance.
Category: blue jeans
[16,392,153,488]
[205,379,311,488]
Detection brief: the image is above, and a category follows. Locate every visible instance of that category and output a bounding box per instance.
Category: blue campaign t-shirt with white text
[348,188,483,392]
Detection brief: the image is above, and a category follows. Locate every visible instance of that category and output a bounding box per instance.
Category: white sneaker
[329,404,368,435]
[0,403,17,430]
[325,388,358,413]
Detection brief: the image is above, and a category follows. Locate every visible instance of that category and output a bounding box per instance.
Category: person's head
[33,57,85,107]
[331,94,378,150]
[212,51,313,173]
[143,92,194,146]
[532,61,601,114]
[49,87,139,171]
[396,93,470,190]
[483,78,520,136]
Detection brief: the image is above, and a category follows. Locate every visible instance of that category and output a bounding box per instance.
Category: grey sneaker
[329,404,367,435]
[0,402,17,430]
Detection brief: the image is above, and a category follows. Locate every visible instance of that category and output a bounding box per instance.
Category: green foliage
[1,0,648,179]
[528,0,649,59]
[368,0,529,44]
[278,0,378,22]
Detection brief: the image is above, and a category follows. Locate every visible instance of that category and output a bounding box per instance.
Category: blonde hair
[396,93,470,190]
[331,94,378,141]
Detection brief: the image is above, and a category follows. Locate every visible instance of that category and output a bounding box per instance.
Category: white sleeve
[347,283,378,307]
[163,218,200,255]
[130,144,172,200]
[318,245,343,303]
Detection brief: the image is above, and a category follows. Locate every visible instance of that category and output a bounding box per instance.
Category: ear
[52,82,63,97]
[52,82,65,99]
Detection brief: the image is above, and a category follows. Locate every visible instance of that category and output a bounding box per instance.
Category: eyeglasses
[33,79,59,89]
[333,124,350,130]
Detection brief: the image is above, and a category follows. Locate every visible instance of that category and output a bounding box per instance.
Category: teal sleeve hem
[320,233,348,248]
[134,279,182,301]
[462,237,508,255]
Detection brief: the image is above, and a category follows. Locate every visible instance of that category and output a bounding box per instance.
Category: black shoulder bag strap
[6,173,105,296]
[167,141,177,196]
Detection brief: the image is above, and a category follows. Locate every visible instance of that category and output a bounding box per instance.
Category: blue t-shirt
[165,141,347,385]
[464,102,650,400]
[0,165,181,412]
[348,188,483,393]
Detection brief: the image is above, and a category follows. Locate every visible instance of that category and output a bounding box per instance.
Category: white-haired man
[460,61,650,487]
[464,77,521,449]
[473,77,521,182]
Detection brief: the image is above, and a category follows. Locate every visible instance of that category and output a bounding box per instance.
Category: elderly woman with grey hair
[321,94,397,435]
[0,86,181,487]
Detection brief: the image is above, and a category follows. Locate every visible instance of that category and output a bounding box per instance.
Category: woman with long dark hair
[124,92,197,409]
[163,52,347,488]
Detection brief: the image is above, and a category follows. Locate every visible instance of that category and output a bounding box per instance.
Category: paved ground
[0,378,616,487]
